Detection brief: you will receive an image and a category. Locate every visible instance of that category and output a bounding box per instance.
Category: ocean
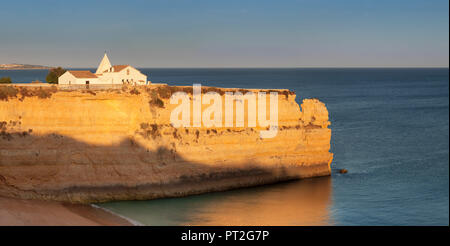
[1,68,448,225]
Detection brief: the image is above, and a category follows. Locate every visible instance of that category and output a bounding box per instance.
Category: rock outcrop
[0,84,333,203]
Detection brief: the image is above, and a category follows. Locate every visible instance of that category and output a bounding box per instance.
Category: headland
[0,64,54,70]
[0,83,333,204]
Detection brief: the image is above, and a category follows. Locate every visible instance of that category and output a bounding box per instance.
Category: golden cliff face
[0,85,333,203]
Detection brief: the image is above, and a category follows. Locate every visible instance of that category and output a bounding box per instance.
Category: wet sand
[0,196,133,226]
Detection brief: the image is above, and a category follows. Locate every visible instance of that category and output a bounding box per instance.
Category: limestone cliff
[0,84,333,203]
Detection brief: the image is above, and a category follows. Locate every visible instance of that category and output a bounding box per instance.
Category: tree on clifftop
[46,67,66,84]
[0,77,12,83]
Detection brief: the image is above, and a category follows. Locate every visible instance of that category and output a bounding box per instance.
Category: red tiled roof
[68,70,98,78]
[113,65,129,72]
[103,65,129,73]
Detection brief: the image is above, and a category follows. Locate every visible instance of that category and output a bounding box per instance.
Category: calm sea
[1,68,448,225]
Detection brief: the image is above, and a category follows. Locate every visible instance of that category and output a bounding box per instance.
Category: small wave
[90,204,144,226]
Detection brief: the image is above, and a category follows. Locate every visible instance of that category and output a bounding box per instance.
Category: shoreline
[0,196,134,226]
[0,68,53,70]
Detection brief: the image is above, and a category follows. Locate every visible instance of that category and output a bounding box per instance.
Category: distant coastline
[0,64,54,70]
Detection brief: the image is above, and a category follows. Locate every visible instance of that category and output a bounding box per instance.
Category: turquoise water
[2,68,448,225]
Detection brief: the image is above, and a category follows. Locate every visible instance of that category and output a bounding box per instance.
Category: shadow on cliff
[0,131,331,204]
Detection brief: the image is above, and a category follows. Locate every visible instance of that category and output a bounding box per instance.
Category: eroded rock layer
[0,85,333,203]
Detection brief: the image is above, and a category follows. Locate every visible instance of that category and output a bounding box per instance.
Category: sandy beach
[0,196,133,226]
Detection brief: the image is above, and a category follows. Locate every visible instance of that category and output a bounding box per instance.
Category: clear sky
[0,0,448,68]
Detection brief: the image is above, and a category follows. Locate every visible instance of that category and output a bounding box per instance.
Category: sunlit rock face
[0,85,333,203]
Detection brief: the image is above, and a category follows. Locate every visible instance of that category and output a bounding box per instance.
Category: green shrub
[0,77,12,84]
[149,97,164,108]
[35,87,52,99]
[0,86,19,101]
[130,88,140,95]
[46,67,66,84]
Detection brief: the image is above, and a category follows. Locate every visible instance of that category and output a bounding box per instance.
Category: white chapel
[58,53,148,85]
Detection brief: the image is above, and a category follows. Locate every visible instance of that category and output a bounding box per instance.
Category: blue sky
[0,0,448,67]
